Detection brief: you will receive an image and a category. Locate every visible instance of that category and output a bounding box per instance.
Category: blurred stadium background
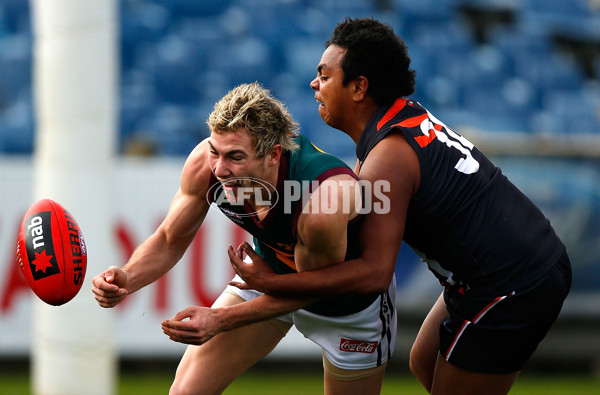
[1,0,599,393]
[2,0,600,156]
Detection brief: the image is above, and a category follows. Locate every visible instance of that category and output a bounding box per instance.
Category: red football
[16,199,87,306]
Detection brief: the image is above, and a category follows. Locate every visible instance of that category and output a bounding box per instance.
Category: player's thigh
[431,354,518,395]
[410,292,446,387]
[423,293,518,395]
[170,292,289,395]
[323,356,387,395]
[324,369,386,395]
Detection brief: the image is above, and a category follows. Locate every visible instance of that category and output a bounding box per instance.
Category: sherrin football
[16,199,87,306]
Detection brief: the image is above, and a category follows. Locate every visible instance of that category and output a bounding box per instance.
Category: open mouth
[219,177,259,191]
[220,179,242,190]
[206,176,280,215]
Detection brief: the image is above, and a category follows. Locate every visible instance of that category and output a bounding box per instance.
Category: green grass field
[2,371,599,395]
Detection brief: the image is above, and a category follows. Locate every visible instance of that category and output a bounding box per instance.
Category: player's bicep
[294,227,347,273]
[358,132,419,267]
[295,175,357,271]
[158,189,208,247]
[157,141,212,249]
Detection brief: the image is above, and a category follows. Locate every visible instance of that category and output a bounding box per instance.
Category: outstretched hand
[161,306,223,345]
[227,242,277,293]
[92,266,129,308]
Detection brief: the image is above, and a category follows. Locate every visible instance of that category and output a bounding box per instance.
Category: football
[16,199,87,306]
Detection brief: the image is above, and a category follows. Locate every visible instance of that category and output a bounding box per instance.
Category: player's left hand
[161,306,223,345]
[228,242,277,293]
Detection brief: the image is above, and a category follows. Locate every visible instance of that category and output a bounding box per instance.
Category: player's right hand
[91,266,129,308]
[227,242,277,293]
[161,306,222,345]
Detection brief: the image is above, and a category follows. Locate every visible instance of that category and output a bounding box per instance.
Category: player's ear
[267,144,282,166]
[353,76,368,101]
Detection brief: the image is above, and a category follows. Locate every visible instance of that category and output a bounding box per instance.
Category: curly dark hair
[326,18,416,105]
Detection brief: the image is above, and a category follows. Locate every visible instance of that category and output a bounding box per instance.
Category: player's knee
[168,381,186,395]
[169,365,222,395]
[169,378,194,395]
[408,345,420,377]
[409,345,433,392]
[169,379,222,395]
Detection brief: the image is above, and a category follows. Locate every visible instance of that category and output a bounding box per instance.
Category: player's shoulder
[365,130,416,165]
[181,138,213,194]
[183,138,210,167]
[293,134,335,158]
[360,130,420,191]
[290,134,351,175]
[377,100,428,131]
[367,100,430,163]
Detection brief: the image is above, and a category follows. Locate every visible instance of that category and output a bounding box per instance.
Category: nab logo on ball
[24,212,61,281]
[16,199,88,306]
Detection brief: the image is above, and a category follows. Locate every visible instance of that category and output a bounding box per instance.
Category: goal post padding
[31,0,118,394]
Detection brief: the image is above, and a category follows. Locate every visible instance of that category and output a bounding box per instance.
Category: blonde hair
[207,82,299,157]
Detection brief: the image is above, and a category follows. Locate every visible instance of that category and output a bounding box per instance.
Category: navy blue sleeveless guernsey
[209,135,378,316]
[357,99,565,294]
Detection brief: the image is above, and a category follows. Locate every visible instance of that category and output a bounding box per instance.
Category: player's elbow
[372,273,394,294]
[364,259,395,294]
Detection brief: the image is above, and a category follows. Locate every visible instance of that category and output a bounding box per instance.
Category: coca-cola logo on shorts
[339,338,378,354]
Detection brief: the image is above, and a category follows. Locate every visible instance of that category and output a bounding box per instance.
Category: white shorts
[224,274,397,371]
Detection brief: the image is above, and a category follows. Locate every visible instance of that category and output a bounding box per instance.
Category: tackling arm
[294,173,359,272]
[229,132,419,296]
[161,173,363,344]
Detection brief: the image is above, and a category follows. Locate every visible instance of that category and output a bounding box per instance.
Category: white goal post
[31,0,118,394]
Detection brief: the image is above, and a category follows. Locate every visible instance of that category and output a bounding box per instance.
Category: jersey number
[411,112,480,175]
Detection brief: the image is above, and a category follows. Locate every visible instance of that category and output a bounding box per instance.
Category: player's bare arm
[92,140,213,307]
[228,173,360,289]
[161,291,309,345]
[229,132,419,296]
[294,173,359,272]
[161,174,360,344]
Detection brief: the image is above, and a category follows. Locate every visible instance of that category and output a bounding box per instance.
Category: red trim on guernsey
[391,113,440,148]
[414,123,441,148]
[377,98,407,131]
[249,152,290,228]
[263,243,297,271]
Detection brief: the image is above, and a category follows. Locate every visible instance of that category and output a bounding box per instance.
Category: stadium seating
[0,0,598,155]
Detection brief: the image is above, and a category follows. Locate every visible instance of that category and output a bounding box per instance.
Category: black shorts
[439,251,572,374]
